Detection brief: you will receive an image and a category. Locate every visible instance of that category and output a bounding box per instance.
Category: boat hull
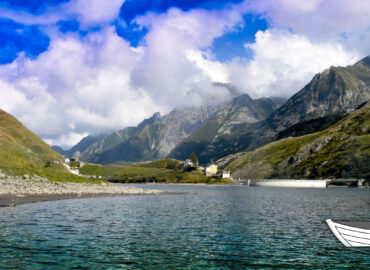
[326,219,370,247]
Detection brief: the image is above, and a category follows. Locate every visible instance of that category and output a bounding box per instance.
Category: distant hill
[172,56,370,165]
[218,102,370,180]
[0,109,77,180]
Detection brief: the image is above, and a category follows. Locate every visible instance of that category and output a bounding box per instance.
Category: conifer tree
[190,152,198,168]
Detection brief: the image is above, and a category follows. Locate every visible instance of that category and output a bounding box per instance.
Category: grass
[0,109,101,183]
[69,161,80,167]
[0,110,232,184]
[133,158,181,169]
[80,161,233,184]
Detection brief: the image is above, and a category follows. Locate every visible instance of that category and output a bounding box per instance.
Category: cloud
[0,4,245,148]
[64,0,125,28]
[226,29,358,98]
[130,7,242,107]
[0,27,162,148]
[186,49,229,83]
[0,0,125,28]
[0,0,368,149]
[244,0,370,55]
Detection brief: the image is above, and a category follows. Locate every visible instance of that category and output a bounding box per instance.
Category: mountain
[80,127,137,162]
[51,145,65,155]
[52,134,106,158]
[218,102,370,180]
[169,94,284,164]
[263,56,370,132]
[80,106,220,164]
[172,56,370,164]
[0,109,71,179]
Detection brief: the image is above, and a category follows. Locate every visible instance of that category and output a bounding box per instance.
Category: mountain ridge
[171,56,370,164]
[169,93,283,164]
[80,105,221,164]
[218,102,370,180]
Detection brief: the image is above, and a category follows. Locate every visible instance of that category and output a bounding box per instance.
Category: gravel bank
[0,177,164,207]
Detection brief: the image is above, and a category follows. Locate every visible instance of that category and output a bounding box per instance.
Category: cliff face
[172,56,370,165]
[80,105,220,164]
[169,94,282,164]
[52,134,106,158]
[264,56,370,132]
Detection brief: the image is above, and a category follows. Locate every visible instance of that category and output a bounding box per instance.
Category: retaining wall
[247,179,329,188]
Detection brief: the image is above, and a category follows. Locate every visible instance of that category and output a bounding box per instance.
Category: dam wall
[246,179,330,188]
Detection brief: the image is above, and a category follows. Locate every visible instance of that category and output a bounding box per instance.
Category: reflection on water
[0,185,369,269]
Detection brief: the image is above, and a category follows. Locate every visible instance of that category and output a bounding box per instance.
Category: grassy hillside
[0,109,94,182]
[80,159,232,184]
[133,158,181,169]
[220,102,370,180]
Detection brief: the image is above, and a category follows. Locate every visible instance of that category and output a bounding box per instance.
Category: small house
[183,159,195,168]
[205,164,218,176]
[64,158,70,164]
[222,171,231,179]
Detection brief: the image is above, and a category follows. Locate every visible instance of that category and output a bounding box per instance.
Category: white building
[205,164,218,176]
[184,159,195,168]
[222,171,231,179]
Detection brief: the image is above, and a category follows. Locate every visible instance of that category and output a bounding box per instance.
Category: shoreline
[0,192,175,208]
[0,178,167,207]
[119,182,242,186]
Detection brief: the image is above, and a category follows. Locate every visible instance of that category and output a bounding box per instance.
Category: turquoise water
[0,185,369,269]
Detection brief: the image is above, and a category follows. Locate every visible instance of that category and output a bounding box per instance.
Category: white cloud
[0,5,245,148]
[227,29,358,98]
[186,49,229,83]
[0,0,368,149]
[64,0,125,28]
[44,132,89,149]
[130,7,242,107]
[0,0,125,28]
[244,0,370,55]
[0,27,162,148]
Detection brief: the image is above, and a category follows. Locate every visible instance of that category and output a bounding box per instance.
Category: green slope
[79,158,231,184]
[0,109,89,182]
[219,102,370,180]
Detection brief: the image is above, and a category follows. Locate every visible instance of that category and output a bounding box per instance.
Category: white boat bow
[326,219,370,247]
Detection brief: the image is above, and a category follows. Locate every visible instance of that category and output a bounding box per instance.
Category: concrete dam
[244,179,330,188]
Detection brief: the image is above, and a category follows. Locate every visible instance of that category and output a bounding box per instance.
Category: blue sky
[0,0,261,63]
[0,0,368,147]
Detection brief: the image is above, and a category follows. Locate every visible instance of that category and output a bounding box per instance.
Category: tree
[190,152,199,168]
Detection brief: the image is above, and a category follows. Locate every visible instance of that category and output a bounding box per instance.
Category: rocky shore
[0,176,164,207]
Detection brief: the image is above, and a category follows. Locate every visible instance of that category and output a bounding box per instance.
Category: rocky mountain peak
[355,55,370,67]
[137,112,162,129]
[230,93,254,107]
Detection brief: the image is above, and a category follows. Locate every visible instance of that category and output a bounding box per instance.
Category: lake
[0,185,369,269]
